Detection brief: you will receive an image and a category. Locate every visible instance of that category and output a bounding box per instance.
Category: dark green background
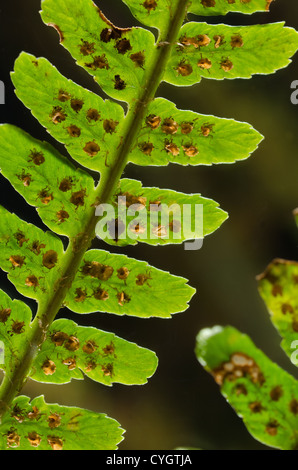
[0,0,298,450]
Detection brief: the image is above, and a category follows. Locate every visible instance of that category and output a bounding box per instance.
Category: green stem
[0,0,190,418]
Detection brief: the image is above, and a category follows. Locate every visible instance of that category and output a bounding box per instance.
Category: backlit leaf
[0,124,96,238]
[65,248,195,318]
[40,0,156,104]
[0,206,64,301]
[129,97,263,166]
[196,325,298,450]
[30,318,158,385]
[11,53,124,173]
[97,177,228,247]
[257,259,298,365]
[164,22,298,86]
[0,395,123,450]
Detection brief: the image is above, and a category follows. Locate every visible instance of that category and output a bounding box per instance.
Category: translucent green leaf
[0,290,32,374]
[0,206,64,301]
[30,318,158,385]
[40,0,156,104]
[196,325,298,450]
[0,395,123,450]
[97,178,228,247]
[188,0,273,17]
[129,98,263,166]
[164,22,298,86]
[65,249,195,318]
[11,53,124,173]
[122,0,180,33]
[0,124,96,238]
[257,259,298,365]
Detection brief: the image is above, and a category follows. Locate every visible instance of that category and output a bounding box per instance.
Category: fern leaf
[64,249,195,318]
[0,395,123,450]
[0,206,64,301]
[30,318,158,385]
[40,0,156,104]
[98,177,228,247]
[165,22,298,86]
[129,97,263,166]
[196,325,298,450]
[257,259,298,365]
[0,125,96,238]
[11,53,124,173]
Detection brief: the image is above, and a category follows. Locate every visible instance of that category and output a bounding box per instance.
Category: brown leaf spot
[292,320,298,332]
[25,275,39,287]
[200,123,214,137]
[50,106,67,124]
[59,177,74,192]
[48,413,61,429]
[103,342,115,356]
[6,428,20,448]
[213,35,225,48]
[265,420,279,436]
[74,287,87,302]
[117,291,130,306]
[28,149,45,165]
[51,331,69,346]
[11,321,25,334]
[103,119,119,134]
[38,187,53,205]
[201,0,216,6]
[197,57,212,69]
[117,267,129,280]
[270,386,283,401]
[165,141,180,156]
[175,60,193,76]
[27,406,40,420]
[115,38,132,54]
[83,141,100,156]
[212,352,265,386]
[14,231,29,247]
[169,220,181,233]
[70,99,84,113]
[289,399,298,415]
[180,122,194,134]
[83,340,97,354]
[17,170,32,186]
[82,261,114,281]
[47,435,63,450]
[70,189,86,207]
[130,51,145,68]
[136,273,152,286]
[234,384,247,396]
[161,118,178,135]
[271,284,283,296]
[220,58,234,72]
[30,240,46,255]
[0,307,11,323]
[114,75,126,90]
[85,54,109,70]
[93,287,109,301]
[249,401,264,413]
[9,255,25,268]
[183,144,199,157]
[79,39,96,56]
[139,141,154,155]
[62,357,77,370]
[146,114,161,129]
[42,250,58,269]
[42,359,56,375]
[281,303,294,314]
[85,360,97,372]
[64,335,80,351]
[231,34,244,48]
[57,89,71,102]
[152,224,167,238]
[57,209,70,223]
[67,125,81,137]
[102,363,114,376]
[142,0,157,10]
[86,108,100,122]
[27,432,41,447]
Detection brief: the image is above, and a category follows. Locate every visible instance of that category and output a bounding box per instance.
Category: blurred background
[0,0,298,450]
